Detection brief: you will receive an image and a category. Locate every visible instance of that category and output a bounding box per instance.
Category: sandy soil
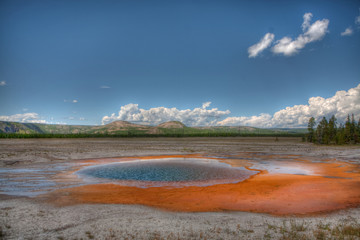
[1,137,360,239]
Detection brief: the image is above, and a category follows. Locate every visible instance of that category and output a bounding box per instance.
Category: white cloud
[302,12,313,31]
[102,102,230,126]
[100,85,110,89]
[218,114,273,128]
[272,13,329,56]
[356,15,360,25]
[64,99,78,103]
[202,101,211,109]
[68,116,86,121]
[103,84,360,128]
[0,81,6,86]
[248,33,275,58]
[341,27,353,36]
[218,84,360,128]
[0,113,47,124]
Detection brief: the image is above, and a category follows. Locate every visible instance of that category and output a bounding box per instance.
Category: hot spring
[3,153,360,215]
[76,158,257,187]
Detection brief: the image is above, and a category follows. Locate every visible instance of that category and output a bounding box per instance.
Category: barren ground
[1,137,360,239]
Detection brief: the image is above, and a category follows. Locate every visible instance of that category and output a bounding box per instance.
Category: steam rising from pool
[77,158,257,187]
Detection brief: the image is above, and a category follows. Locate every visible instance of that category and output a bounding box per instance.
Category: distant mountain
[103,121,146,128]
[157,121,185,129]
[194,126,257,132]
[0,120,307,136]
[90,121,152,134]
[0,121,92,134]
[0,121,44,134]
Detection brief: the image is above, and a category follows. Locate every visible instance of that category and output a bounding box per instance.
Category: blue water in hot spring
[78,159,254,182]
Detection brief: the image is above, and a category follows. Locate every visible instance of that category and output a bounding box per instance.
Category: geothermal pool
[1,153,360,215]
[77,158,256,187]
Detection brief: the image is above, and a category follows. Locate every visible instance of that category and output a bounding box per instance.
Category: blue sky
[0,0,359,127]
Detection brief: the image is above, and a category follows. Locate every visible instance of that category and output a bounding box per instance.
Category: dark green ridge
[0,120,306,138]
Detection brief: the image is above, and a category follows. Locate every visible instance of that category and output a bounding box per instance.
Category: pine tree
[306,115,358,145]
[345,115,352,143]
[316,117,329,144]
[353,115,359,143]
[328,115,337,143]
[307,117,316,143]
[357,118,360,140]
[336,123,345,145]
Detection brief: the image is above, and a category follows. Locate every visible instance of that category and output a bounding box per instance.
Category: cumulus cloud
[302,12,313,31]
[248,13,329,58]
[0,113,47,123]
[248,33,275,58]
[0,81,6,86]
[102,102,230,126]
[341,27,353,36]
[272,13,329,56]
[103,84,360,128]
[218,114,273,128]
[218,84,360,128]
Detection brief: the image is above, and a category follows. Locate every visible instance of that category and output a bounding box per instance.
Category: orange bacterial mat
[44,153,360,216]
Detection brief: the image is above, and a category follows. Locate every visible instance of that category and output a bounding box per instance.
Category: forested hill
[0,120,307,137]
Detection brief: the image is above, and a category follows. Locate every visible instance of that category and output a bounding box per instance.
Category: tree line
[307,114,360,144]
[0,132,305,139]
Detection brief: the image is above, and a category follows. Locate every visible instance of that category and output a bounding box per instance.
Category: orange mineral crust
[46,155,360,216]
